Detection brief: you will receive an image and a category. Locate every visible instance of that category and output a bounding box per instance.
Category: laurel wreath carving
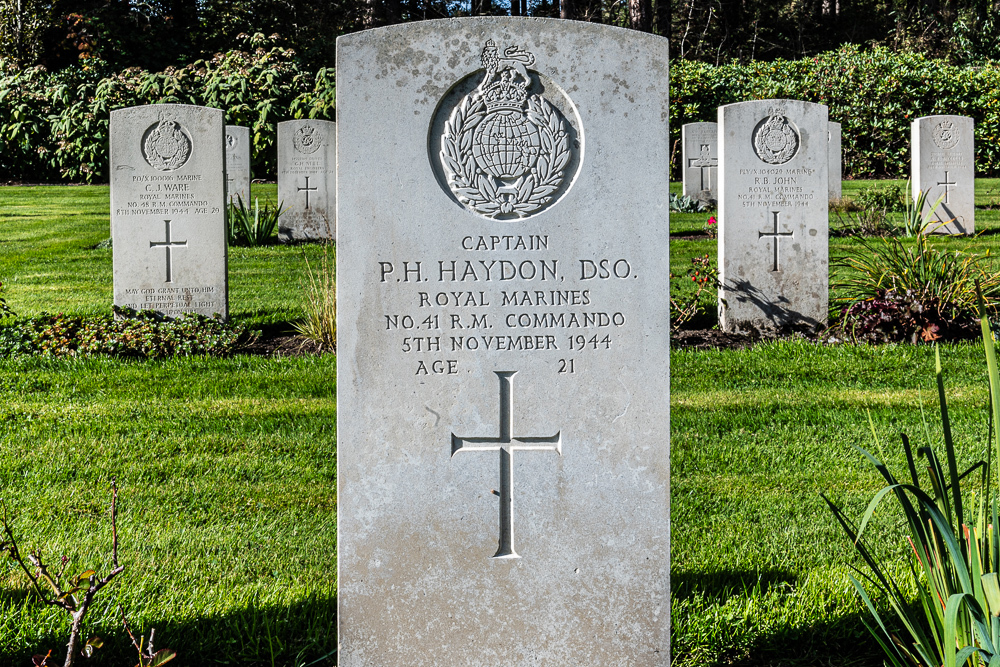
[753,116,798,165]
[143,122,191,172]
[440,92,571,219]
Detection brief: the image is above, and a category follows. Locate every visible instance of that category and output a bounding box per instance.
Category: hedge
[0,33,335,183]
[671,44,1000,180]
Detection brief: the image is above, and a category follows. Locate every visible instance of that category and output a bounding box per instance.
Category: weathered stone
[718,99,828,333]
[828,121,841,200]
[277,119,336,242]
[682,121,718,202]
[225,125,251,206]
[337,18,670,665]
[912,115,974,235]
[110,103,228,319]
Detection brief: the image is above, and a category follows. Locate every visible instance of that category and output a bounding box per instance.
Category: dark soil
[236,324,329,357]
[671,327,825,351]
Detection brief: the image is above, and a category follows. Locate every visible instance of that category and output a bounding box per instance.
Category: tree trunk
[629,0,652,31]
[560,0,575,20]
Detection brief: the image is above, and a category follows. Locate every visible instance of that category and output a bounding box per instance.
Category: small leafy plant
[832,207,897,237]
[292,246,336,352]
[903,187,951,237]
[703,215,717,239]
[227,196,283,247]
[824,292,1000,667]
[855,183,905,213]
[669,192,711,213]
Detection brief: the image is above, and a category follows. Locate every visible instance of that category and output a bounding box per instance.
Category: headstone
[911,115,974,235]
[718,99,828,333]
[110,103,228,319]
[682,121,718,202]
[828,121,841,200]
[337,18,670,664]
[277,119,336,242]
[225,125,251,206]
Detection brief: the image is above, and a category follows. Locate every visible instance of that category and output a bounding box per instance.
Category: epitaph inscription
[338,18,670,665]
[111,103,228,318]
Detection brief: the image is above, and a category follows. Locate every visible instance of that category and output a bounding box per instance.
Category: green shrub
[670,44,1000,179]
[0,309,251,358]
[855,183,905,212]
[0,33,336,183]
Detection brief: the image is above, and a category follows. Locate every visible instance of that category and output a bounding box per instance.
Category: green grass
[2,182,1000,666]
[0,185,335,666]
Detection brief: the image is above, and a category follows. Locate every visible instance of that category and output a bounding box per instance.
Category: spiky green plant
[227,196,283,247]
[291,245,335,352]
[824,288,1000,667]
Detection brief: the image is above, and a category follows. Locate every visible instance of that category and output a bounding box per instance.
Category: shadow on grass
[672,570,886,667]
[0,591,337,667]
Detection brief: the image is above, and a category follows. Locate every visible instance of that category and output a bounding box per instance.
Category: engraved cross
[149,219,187,283]
[937,171,957,205]
[688,144,718,192]
[759,210,793,272]
[451,371,561,560]
[297,176,318,209]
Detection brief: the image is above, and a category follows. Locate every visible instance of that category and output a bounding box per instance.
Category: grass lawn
[0,180,997,666]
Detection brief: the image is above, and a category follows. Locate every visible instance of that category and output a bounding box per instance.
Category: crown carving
[482,70,528,112]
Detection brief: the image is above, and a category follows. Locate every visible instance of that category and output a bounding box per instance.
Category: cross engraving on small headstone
[688,143,718,192]
[758,210,793,273]
[149,219,188,283]
[937,170,957,204]
[451,370,561,560]
[298,176,318,209]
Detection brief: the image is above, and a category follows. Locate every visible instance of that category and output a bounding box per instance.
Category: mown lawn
[0,182,997,666]
[0,185,336,666]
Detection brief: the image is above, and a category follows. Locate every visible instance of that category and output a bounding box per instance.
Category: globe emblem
[764,129,787,152]
[152,127,183,160]
[472,110,541,179]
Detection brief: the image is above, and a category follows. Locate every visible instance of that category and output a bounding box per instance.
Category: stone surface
[277,119,336,242]
[110,103,228,319]
[225,125,251,205]
[912,115,974,235]
[337,17,670,666]
[682,121,718,202]
[828,121,841,200]
[718,99,828,333]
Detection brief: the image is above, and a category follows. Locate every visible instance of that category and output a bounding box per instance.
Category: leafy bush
[670,44,1000,179]
[831,208,897,238]
[670,253,718,330]
[228,196,282,247]
[0,33,335,183]
[835,288,980,343]
[0,309,251,358]
[855,183,905,213]
[824,308,1000,666]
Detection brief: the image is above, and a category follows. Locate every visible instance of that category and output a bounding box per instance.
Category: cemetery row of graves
[6,20,1000,666]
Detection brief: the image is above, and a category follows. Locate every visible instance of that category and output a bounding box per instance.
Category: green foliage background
[0,33,335,184]
[671,44,1000,180]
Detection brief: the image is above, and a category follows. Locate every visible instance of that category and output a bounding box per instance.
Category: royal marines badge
[438,40,577,220]
[142,115,191,171]
[752,109,799,165]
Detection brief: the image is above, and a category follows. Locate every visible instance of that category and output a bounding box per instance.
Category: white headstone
[225,125,251,206]
[337,18,670,664]
[828,121,841,200]
[110,103,228,319]
[718,99,828,333]
[277,119,336,242]
[682,121,718,202]
[911,115,974,235]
